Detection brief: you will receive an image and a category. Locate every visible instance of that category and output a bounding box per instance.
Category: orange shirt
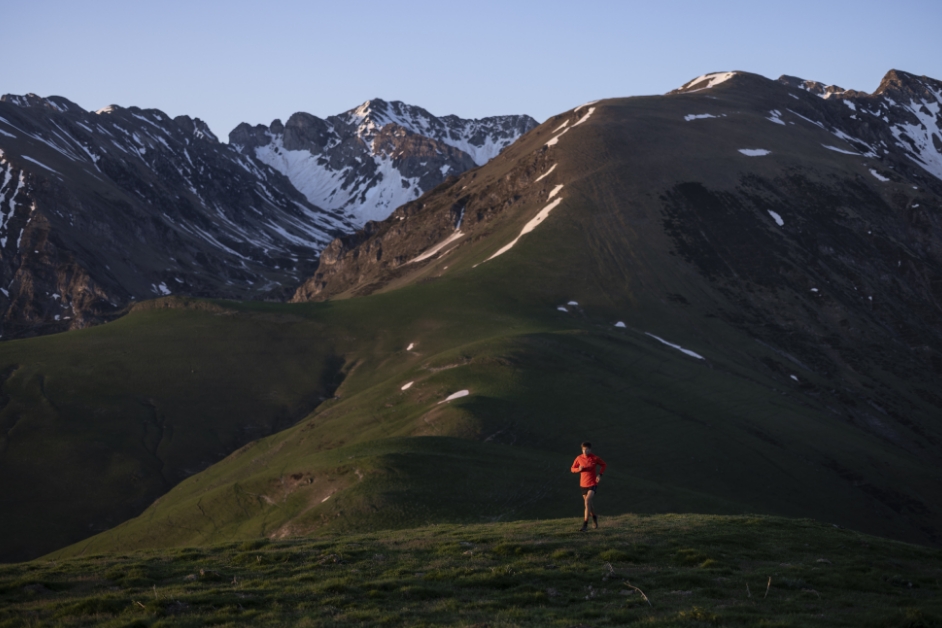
[571,453,607,487]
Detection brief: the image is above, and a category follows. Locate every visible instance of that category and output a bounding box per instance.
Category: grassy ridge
[49,282,942,555]
[5,514,942,627]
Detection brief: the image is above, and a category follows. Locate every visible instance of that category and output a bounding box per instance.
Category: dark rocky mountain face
[289,70,942,543]
[229,98,537,226]
[0,94,356,339]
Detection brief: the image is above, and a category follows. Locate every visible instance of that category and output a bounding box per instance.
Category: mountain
[229,99,537,226]
[0,93,355,338]
[0,95,535,340]
[302,69,942,301]
[3,69,942,563]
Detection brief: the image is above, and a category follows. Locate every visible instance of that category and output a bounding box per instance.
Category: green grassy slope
[4,73,942,561]
[0,299,346,561]
[8,514,942,627]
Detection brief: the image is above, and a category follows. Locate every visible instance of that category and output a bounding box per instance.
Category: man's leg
[585,490,596,520]
[580,494,590,530]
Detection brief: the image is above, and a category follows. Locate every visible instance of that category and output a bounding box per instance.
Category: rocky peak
[228,121,272,151]
[283,112,335,153]
[777,75,854,99]
[875,69,942,104]
[1,93,82,114]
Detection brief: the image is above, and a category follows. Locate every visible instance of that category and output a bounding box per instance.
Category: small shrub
[238,539,269,551]
[674,548,708,566]
[492,543,527,556]
[551,548,576,561]
[53,597,128,619]
[678,607,720,624]
[599,549,634,562]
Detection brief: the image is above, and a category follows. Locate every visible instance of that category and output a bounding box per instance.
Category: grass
[4,513,942,627]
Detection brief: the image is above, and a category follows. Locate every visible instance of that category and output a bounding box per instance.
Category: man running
[571,441,606,531]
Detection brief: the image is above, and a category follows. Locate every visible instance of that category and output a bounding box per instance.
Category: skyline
[5,0,942,141]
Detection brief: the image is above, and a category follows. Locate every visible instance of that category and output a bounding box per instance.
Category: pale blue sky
[5,0,941,141]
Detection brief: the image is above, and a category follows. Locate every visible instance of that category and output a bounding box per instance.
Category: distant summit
[230,99,537,226]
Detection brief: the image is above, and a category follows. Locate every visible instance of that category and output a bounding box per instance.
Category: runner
[571,441,606,531]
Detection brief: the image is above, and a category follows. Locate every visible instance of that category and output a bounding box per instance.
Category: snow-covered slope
[230,99,537,226]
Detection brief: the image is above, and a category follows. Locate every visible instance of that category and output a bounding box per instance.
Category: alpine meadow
[0,65,941,627]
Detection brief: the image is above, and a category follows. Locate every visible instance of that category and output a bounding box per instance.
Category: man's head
[581,441,592,454]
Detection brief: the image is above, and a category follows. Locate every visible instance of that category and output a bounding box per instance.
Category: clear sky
[5,0,941,141]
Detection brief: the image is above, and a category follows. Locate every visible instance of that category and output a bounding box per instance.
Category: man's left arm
[596,457,607,480]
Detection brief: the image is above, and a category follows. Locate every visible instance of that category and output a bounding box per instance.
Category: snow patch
[534,164,556,182]
[574,100,599,112]
[567,301,578,306]
[645,332,704,360]
[614,321,626,328]
[822,144,860,156]
[410,230,465,263]
[548,184,564,200]
[401,381,414,391]
[870,169,890,182]
[768,210,784,226]
[767,110,785,125]
[572,107,595,127]
[438,390,469,404]
[557,306,568,312]
[407,343,414,351]
[483,197,564,263]
[545,127,569,147]
[684,114,718,121]
[21,155,60,174]
[739,149,770,157]
[681,72,737,91]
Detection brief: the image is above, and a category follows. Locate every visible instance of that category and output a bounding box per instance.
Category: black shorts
[581,485,598,496]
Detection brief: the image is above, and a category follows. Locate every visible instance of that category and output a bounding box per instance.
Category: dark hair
[581,441,592,449]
